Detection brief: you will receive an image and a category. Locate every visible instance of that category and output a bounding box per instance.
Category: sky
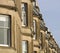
[37,0,60,47]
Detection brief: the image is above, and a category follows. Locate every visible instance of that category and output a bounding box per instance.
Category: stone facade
[58,48,60,53]
[0,0,59,53]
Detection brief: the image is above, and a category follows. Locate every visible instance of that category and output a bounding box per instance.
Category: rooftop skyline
[37,0,60,47]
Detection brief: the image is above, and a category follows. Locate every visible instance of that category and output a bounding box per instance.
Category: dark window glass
[34,51,37,53]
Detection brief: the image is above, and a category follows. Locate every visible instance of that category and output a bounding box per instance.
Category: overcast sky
[37,0,60,47]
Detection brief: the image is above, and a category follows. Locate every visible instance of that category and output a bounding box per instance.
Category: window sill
[21,25,29,29]
[0,44,16,50]
[22,25,27,27]
[33,38,36,40]
[0,44,9,47]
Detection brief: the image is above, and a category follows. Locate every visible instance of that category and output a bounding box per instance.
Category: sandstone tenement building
[0,0,59,53]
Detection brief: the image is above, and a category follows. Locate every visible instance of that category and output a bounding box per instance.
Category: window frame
[40,32,43,49]
[21,3,28,27]
[33,19,37,40]
[0,14,11,47]
[32,0,36,7]
[22,40,28,53]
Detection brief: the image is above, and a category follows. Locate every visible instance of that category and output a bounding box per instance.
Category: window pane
[21,12,26,26]
[0,15,10,27]
[0,21,4,27]
[0,28,9,44]
[33,20,36,33]
[4,29,8,45]
[0,29,4,44]
[7,29,10,46]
